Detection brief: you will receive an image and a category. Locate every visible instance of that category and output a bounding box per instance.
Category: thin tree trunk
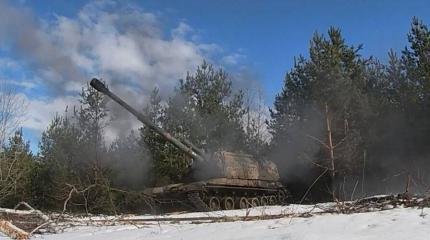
[361,150,366,197]
[325,103,336,199]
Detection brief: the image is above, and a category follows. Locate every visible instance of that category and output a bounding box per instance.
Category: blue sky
[25,0,430,97]
[1,0,430,152]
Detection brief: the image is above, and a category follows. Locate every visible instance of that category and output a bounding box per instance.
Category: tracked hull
[144,151,289,212]
[144,178,288,211]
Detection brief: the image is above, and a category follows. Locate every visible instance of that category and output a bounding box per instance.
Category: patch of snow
[35,206,429,240]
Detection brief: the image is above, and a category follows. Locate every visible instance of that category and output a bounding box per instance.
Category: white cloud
[7,80,36,89]
[45,1,217,97]
[0,58,20,71]
[0,1,248,145]
[0,58,38,91]
[172,22,193,39]
[222,53,246,65]
[0,0,220,94]
[21,95,78,132]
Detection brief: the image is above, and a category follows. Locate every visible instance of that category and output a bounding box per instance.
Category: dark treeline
[1,18,430,213]
[270,18,430,201]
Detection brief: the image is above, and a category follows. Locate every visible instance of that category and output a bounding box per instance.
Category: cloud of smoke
[0,1,85,94]
[0,1,225,141]
[0,0,287,192]
[0,0,257,189]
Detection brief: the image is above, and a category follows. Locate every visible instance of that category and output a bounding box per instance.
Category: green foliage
[403,17,430,104]
[0,130,34,207]
[270,18,430,200]
[270,27,369,174]
[76,83,109,168]
[35,83,115,212]
[140,88,178,185]
[35,115,81,209]
[172,62,247,152]
[8,17,430,209]
[141,62,249,184]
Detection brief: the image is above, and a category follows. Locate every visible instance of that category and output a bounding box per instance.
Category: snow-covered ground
[34,204,429,240]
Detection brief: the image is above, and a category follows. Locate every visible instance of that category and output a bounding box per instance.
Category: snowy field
[32,203,429,240]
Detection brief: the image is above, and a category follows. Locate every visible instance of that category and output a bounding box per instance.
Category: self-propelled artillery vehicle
[90,78,288,211]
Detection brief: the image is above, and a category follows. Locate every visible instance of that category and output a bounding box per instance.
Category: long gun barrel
[90,78,205,163]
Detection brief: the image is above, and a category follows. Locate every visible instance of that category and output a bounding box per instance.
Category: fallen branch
[63,183,97,214]
[0,220,29,240]
[0,202,54,236]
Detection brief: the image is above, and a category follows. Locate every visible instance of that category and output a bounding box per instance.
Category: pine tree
[269,28,370,200]
[401,17,430,145]
[37,83,114,212]
[35,114,81,209]
[141,62,249,184]
[139,88,175,185]
[0,129,34,207]
[402,17,430,106]
[172,61,247,152]
[76,83,109,169]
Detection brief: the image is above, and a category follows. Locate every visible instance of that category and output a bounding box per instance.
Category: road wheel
[238,197,248,209]
[250,197,260,207]
[268,195,277,205]
[260,196,269,206]
[277,191,286,204]
[222,197,235,210]
[208,196,221,211]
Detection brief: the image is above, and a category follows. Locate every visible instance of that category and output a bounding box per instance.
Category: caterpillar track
[187,192,210,212]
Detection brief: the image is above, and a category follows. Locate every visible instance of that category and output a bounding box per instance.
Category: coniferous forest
[1,18,430,213]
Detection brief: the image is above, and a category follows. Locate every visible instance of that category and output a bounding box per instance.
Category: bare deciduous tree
[0,80,29,203]
[0,80,27,147]
[244,87,270,156]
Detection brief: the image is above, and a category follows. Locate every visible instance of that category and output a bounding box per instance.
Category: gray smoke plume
[0,0,222,141]
[0,1,261,190]
[0,0,85,94]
